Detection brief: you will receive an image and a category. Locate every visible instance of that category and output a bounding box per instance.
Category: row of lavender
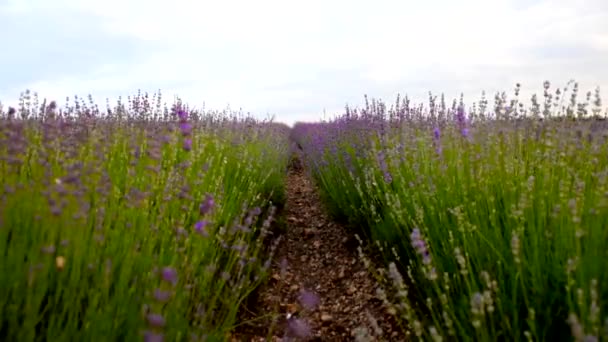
[293,82,608,341]
[0,90,290,341]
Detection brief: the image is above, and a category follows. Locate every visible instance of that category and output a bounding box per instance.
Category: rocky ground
[232,162,405,341]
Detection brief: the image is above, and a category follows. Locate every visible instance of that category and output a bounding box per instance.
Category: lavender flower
[432,126,443,155]
[143,330,164,342]
[461,127,469,138]
[182,138,192,151]
[298,289,320,310]
[285,317,312,339]
[376,150,392,184]
[176,108,188,122]
[146,313,166,328]
[194,220,209,237]
[410,228,431,265]
[199,194,215,215]
[153,289,172,303]
[455,105,469,138]
[180,122,192,136]
[161,267,178,286]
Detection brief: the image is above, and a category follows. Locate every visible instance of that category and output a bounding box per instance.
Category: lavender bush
[295,82,608,341]
[0,90,290,341]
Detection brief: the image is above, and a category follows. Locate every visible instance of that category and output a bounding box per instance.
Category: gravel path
[233,164,404,341]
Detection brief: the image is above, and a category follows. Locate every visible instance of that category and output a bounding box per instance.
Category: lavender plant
[0,90,290,341]
[296,82,608,341]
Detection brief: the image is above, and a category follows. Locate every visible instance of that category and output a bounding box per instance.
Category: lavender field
[1,81,608,341]
[292,82,608,341]
[0,91,290,341]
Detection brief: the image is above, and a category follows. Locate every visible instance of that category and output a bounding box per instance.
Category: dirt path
[233,163,404,341]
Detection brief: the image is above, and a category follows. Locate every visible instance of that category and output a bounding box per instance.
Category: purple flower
[199,194,215,215]
[456,105,466,126]
[176,108,188,122]
[298,289,320,310]
[143,330,164,342]
[146,313,166,328]
[432,127,443,156]
[433,127,441,140]
[244,215,253,227]
[285,318,312,338]
[153,289,172,303]
[410,228,431,265]
[182,138,192,151]
[180,122,192,136]
[194,220,209,237]
[161,267,178,286]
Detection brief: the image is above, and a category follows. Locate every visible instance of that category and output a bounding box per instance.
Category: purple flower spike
[161,267,178,286]
[461,127,470,138]
[199,194,215,215]
[285,318,312,338]
[153,289,172,303]
[176,108,188,122]
[143,330,164,342]
[194,220,209,237]
[147,313,166,328]
[433,127,441,140]
[183,138,192,151]
[180,122,192,136]
[298,289,320,310]
[410,228,432,265]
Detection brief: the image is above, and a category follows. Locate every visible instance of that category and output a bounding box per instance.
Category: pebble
[346,285,356,295]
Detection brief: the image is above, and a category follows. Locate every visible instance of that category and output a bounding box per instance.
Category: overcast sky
[1,0,607,125]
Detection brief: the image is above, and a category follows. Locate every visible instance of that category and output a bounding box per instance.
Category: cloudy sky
[1,0,607,125]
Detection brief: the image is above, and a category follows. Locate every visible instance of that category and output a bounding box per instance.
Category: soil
[232,159,405,341]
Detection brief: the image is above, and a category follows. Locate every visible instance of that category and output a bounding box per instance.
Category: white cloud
[1,0,607,125]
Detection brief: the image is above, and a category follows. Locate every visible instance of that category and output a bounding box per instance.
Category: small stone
[55,256,65,270]
[290,284,299,292]
[300,255,307,262]
[286,303,298,314]
[303,228,316,237]
[346,286,356,295]
[271,273,281,281]
[338,269,345,279]
[313,240,321,248]
[321,313,333,322]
